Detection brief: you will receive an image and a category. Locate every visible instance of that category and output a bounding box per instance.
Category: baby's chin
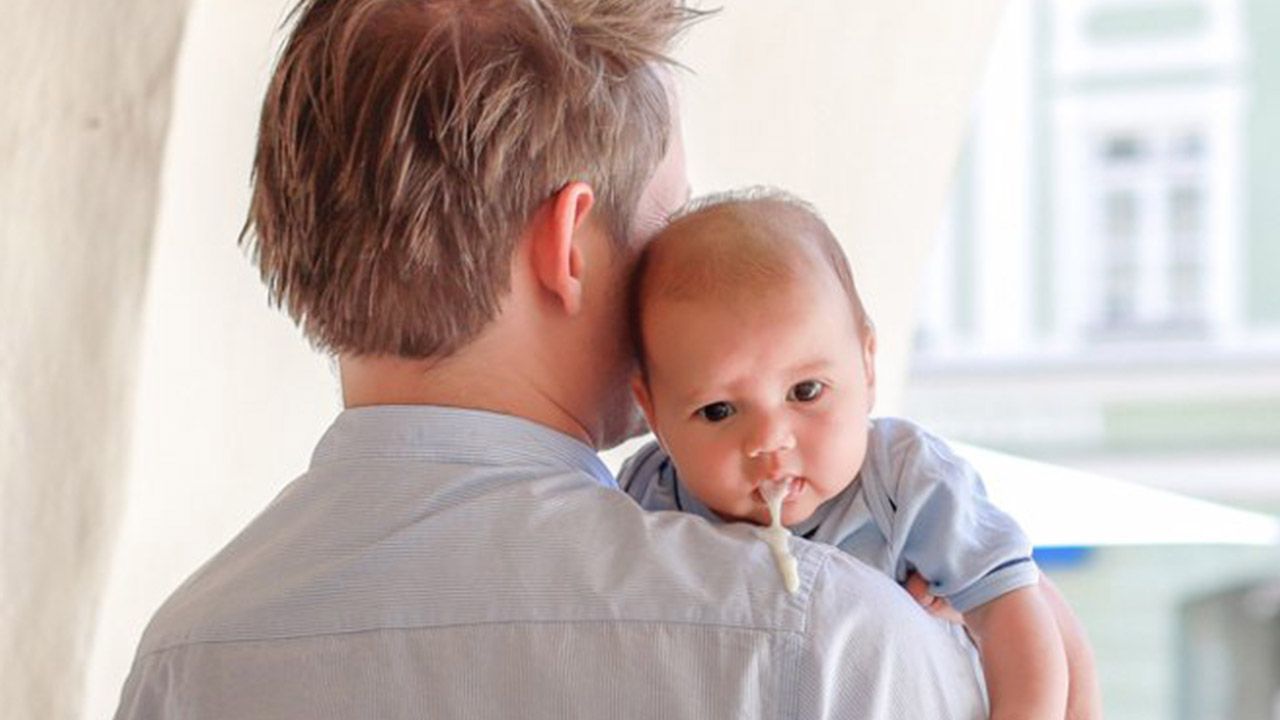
[716,502,816,529]
[777,504,817,528]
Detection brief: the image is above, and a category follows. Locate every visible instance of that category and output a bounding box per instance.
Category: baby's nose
[746,418,796,459]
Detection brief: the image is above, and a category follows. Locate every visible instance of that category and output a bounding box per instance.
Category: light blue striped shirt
[115,406,986,719]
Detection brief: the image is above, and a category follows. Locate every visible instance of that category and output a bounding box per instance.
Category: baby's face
[635,276,875,527]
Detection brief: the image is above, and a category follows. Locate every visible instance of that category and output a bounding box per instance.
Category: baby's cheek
[697,435,739,470]
[831,438,869,484]
[675,440,734,489]
[814,430,867,488]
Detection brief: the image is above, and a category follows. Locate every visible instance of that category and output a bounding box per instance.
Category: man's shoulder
[135,473,917,632]
[784,541,987,718]
[577,486,855,630]
[618,497,967,641]
[806,541,946,625]
[123,469,985,720]
[131,470,852,655]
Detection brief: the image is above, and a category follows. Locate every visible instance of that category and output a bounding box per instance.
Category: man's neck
[338,352,597,447]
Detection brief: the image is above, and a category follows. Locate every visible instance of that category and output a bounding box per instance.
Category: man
[115,1,987,717]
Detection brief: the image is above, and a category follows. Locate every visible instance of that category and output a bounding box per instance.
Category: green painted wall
[1246,0,1280,324]
[1085,2,1207,42]
[1049,545,1280,720]
[1104,397,1280,452]
[1060,68,1239,95]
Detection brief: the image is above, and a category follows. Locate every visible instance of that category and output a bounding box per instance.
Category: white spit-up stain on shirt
[757,478,799,594]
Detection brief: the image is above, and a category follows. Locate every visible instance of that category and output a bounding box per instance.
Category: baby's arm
[908,573,1101,720]
[962,583,1068,720]
[1039,575,1103,720]
[871,419,1081,718]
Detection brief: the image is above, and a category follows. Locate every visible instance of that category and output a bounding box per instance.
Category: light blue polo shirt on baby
[619,416,1039,614]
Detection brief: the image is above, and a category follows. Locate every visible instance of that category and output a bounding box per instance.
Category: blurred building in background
[904,1,1280,718]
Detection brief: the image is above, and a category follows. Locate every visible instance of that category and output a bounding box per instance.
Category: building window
[1091,128,1208,336]
[1103,189,1140,328]
[1168,183,1205,324]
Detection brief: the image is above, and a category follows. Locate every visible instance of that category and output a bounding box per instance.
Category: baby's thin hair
[630,186,874,376]
[673,186,818,222]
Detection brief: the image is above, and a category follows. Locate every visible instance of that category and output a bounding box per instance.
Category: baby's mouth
[755,477,805,505]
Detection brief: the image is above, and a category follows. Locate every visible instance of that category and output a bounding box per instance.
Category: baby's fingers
[904,572,935,606]
[905,572,965,624]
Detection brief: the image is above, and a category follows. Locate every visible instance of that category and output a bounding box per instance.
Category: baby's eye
[696,401,736,423]
[788,380,825,403]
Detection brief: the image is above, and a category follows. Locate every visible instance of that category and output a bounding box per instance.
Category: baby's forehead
[640,200,834,304]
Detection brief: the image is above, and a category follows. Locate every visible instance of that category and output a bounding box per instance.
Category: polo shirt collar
[310,405,616,489]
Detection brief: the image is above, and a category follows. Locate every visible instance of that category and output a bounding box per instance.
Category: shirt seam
[136,615,812,664]
[783,549,831,719]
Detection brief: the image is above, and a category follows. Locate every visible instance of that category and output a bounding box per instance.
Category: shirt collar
[310,405,616,489]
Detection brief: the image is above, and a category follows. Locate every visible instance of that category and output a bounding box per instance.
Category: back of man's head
[243,0,697,358]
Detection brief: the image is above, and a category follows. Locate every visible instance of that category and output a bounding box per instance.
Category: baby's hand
[905,572,964,625]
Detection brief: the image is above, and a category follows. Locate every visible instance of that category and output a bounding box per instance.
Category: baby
[619,189,1099,720]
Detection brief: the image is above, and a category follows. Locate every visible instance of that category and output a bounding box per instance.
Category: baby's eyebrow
[785,358,834,375]
[674,377,730,410]
[679,387,718,410]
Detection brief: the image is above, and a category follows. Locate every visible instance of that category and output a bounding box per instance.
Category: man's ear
[861,326,877,414]
[631,373,664,448]
[530,181,596,315]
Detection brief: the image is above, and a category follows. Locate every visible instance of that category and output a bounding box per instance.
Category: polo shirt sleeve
[874,419,1040,614]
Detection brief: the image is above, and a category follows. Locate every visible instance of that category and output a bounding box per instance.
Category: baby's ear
[631,374,661,443]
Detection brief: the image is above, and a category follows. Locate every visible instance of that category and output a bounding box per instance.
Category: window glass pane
[1103,135,1147,163]
[1105,189,1139,239]
[1169,184,1202,241]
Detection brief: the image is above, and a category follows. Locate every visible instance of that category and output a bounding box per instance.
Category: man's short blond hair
[242,0,700,357]
[630,188,874,374]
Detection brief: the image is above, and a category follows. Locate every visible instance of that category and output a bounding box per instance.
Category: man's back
[116,406,984,719]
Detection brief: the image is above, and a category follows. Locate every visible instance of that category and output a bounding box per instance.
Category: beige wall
[1,1,1006,717]
[82,0,338,715]
[1,2,190,719]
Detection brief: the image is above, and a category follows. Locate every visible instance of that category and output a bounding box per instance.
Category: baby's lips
[757,477,794,504]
